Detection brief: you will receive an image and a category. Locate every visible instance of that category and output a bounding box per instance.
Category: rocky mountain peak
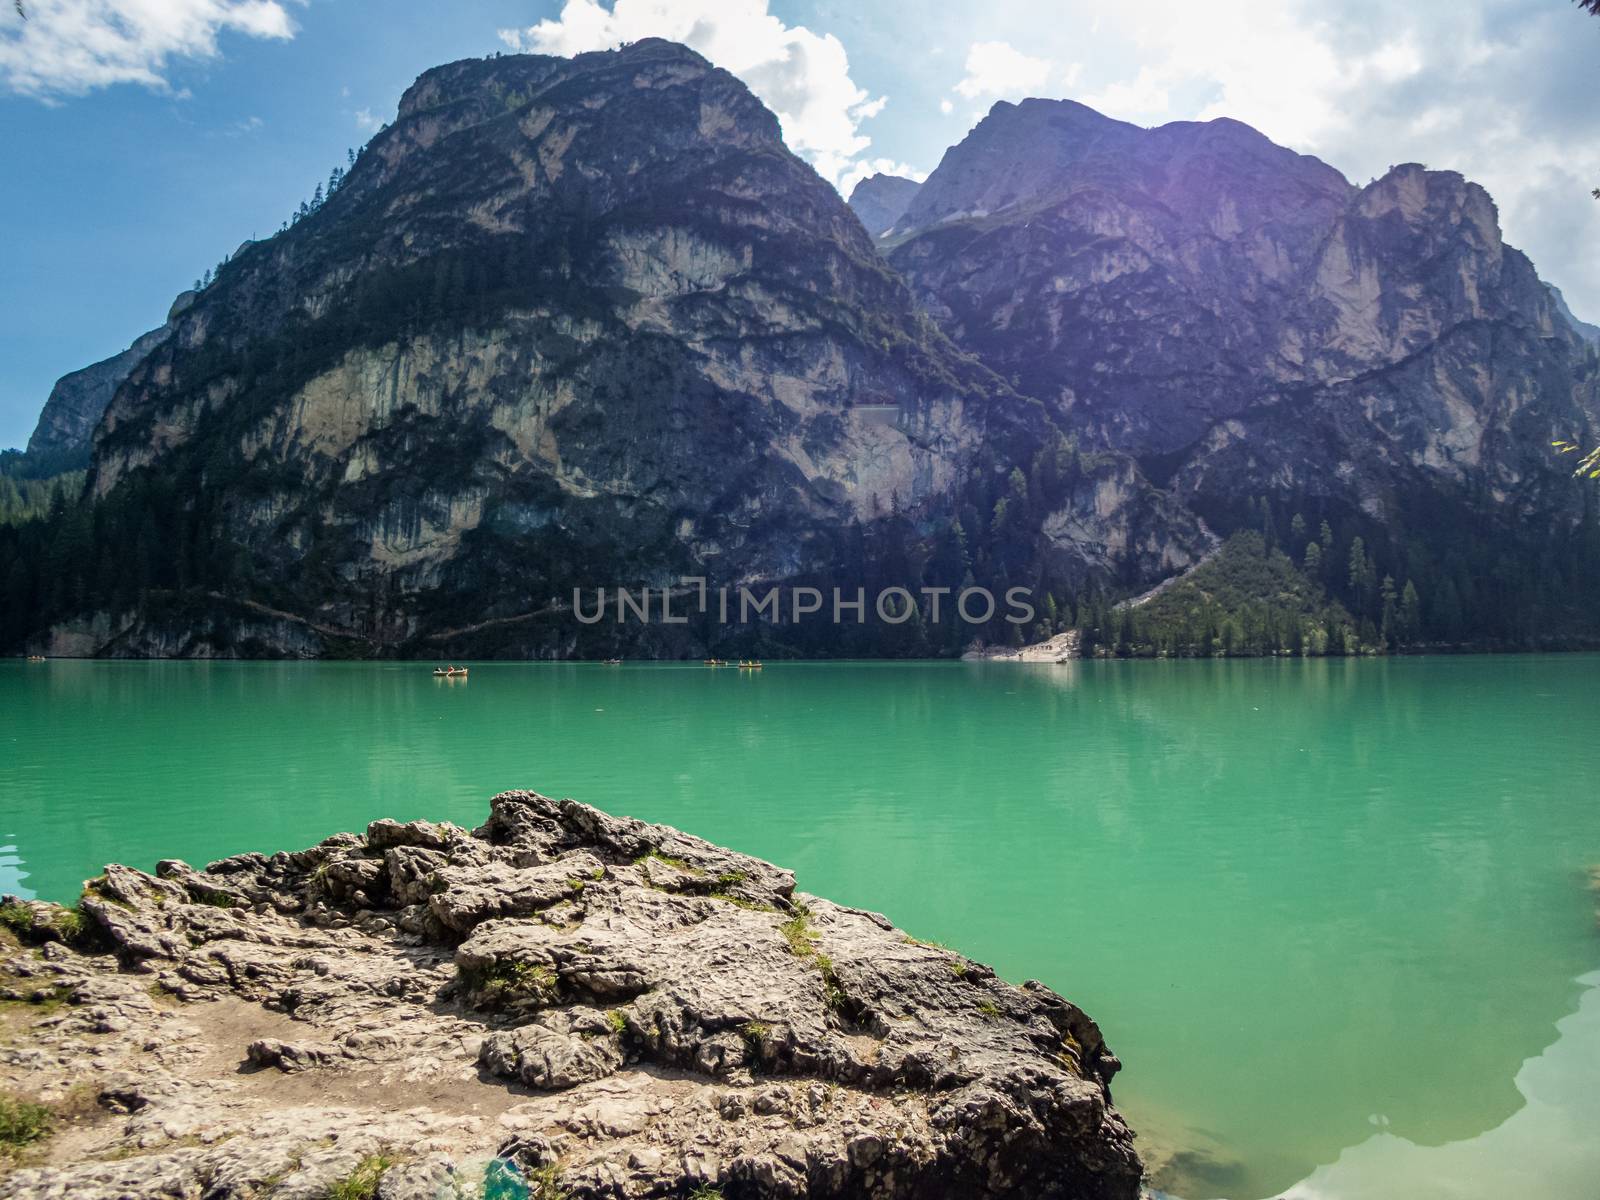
[396,38,719,121]
[897,96,1351,243]
[896,98,1137,231]
[1355,163,1499,243]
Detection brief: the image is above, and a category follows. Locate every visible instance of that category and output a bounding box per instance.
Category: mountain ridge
[3,45,1597,658]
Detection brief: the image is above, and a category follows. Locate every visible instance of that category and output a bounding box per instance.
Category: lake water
[2,656,1598,1198]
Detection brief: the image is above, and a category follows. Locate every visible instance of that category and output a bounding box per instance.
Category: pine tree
[1348,536,1373,609]
[1379,575,1397,646]
[1257,497,1277,548]
[1008,466,1028,507]
[1399,580,1421,643]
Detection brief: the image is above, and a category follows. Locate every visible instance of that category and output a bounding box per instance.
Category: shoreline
[11,643,1600,665]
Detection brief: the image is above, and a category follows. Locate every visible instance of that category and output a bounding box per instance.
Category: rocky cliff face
[0,790,1142,1198]
[51,39,1201,658]
[888,99,1600,580]
[1173,164,1596,527]
[889,98,1356,452]
[846,173,920,238]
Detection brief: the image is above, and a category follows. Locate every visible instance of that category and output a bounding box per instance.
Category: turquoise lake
[2,655,1598,1198]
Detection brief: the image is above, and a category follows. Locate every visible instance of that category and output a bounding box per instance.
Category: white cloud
[497,0,886,188]
[952,40,1056,100]
[836,156,928,199]
[939,98,953,115]
[354,106,379,132]
[0,0,294,98]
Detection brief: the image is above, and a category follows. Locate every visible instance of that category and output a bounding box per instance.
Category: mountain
[2,40,1204,659]
[1548,283,1600,346]
[8,51,1598,659]
[888,99,1600,645]
[846,172,921,237]
[22,293,192,471]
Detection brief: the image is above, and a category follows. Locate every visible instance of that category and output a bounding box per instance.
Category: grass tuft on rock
[462,960,559,1009]
[526,1162,569,1200]
[0,898,97,950]
[0,1092,53,1158]
[777,904,852,1014]
[633,849,696,873]
[741,1020,771,1047]
[0,901,31,938]
[324,1153,394,1200]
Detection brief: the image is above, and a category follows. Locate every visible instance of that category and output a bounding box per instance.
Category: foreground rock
[0,791,1141,1198]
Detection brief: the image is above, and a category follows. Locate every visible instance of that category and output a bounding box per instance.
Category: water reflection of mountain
[1282,971,1600,1200]
[0,838,33,898]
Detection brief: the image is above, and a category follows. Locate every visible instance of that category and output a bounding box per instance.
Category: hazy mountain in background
[846,172,921,238]
[1548,283,1600,346]
[21,295,192,473]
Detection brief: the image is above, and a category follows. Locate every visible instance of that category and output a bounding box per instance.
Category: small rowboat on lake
[738,660,764,670]
[433,666,469,677]
[704,658,727,666]
[603,658,623,665]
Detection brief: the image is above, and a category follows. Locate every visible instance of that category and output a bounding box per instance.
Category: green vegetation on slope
[1081,531,1356,657]
[0,457,84,529]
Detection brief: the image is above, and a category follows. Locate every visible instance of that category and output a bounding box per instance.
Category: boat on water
[432,666,469,677]
[603,658,623,665]
[704,658,728,666]
[738,660,764,670]
[25,655,46,663]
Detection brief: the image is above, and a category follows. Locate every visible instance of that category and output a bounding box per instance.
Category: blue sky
[2,0,1598,450]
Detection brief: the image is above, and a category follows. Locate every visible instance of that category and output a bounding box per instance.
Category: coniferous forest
[6,436,1600,658]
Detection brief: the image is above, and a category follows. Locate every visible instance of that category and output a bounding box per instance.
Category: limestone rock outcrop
[0,790,1142,1199]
